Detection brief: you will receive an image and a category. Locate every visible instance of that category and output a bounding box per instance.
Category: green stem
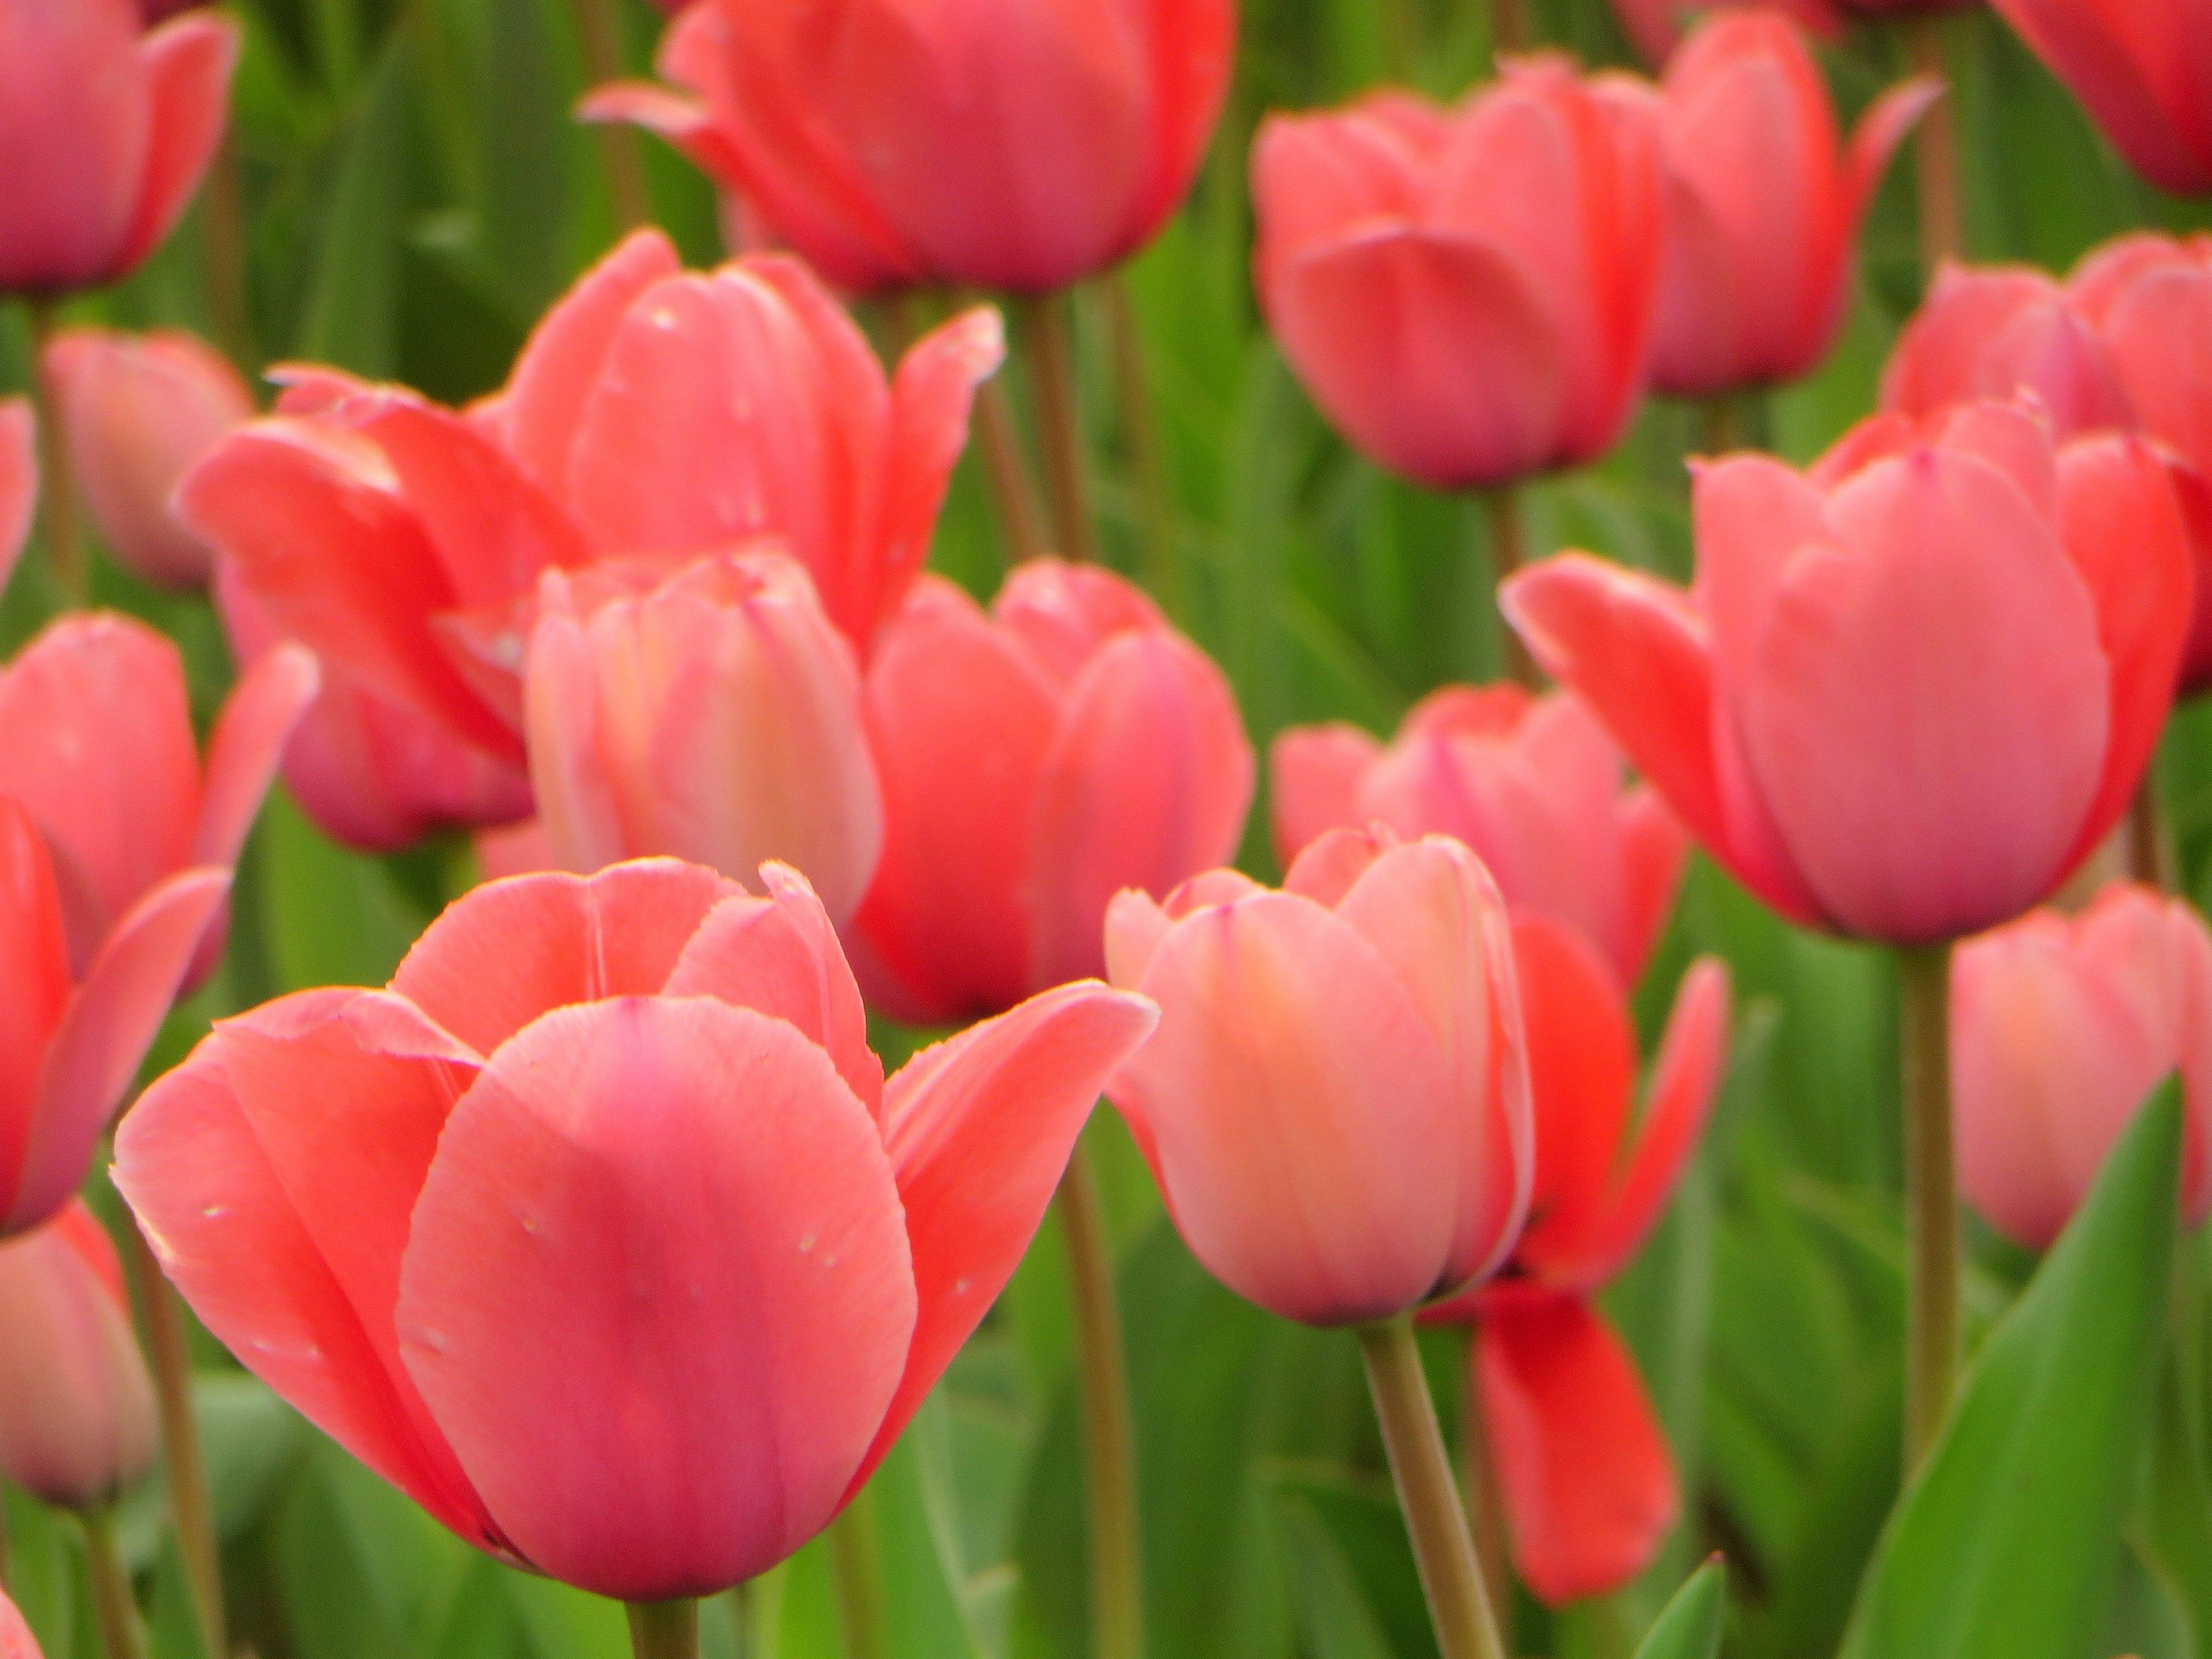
[1058,1145,1147,1659]
[1490,0,1528,53]
[2130,772,2176,892]
[828,1493,888,1659]
[1900,943,1960,1474]
[82,1508,146,1659]
[1101,274,1179,616]
[1904,18,1961,280]
[1455,1334,1510,1624]
[202,137,256,370]
[1017,293,1098,563]
[25,298,85,605]
[974,373,1048,570]
[1358,1319,1509,1659]
[1380,0,1418,77]
[1699,396,1741,457]
[626,1599,701,1659]
[1482,488,1539,691]
[571,0,652,231]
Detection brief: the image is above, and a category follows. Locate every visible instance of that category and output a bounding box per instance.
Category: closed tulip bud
[1253,59,1666,493]
[525,552,884,925]
[1104,828,1533,1327]
[583,0,1235,295]
[1988,0,2212,195]
[118,858,1157,1601]
[1272,685,1687,987]
[0,1203,157,1510]
[854,560,1253,1022]
[1647,14,1938,399]
[1505,399,2192,945]
[0,0,237,294]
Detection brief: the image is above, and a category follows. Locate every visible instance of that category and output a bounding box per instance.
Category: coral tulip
[116,858,1156,1603]
[0,1203,157,1509]
[1252,59,1666,493]
[0,398,35,595]
[0,0,237,294]
[1425,919,1730,1605]
[1987,0,2212,195]
[1646,13,1939,399]
[854,560,1253,1021]
[43,327,252,589]
[582,0,1236,295]
[1104,827,1533,1327]
[1272,684,1687,986]
[1954,882,2212,1249]
[1881,262,2135,438]
[525,552,884,924]
[1503,399,2192,945]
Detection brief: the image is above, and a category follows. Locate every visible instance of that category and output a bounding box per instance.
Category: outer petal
[0,400,35,597]
[111,13,240,280]
[1,1586,39,1657]
[1987,0,2212,195]
[397,998,917,1601]
[192,644,320,871]
[1123,0,1236,263]
[1270,723,1383,869]
[0,0,146,293]
[0,804,72,1224]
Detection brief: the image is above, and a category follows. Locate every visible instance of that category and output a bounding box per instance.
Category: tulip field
[6,0,2212,1657]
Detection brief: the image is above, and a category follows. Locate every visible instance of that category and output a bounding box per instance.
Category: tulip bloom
[0,0,237,294]
[117,858,1156,1603]
[0,1203,157,1510]
[1253,59,1666,493]
[1272,685,1686,986]
[1646,13,1938,399]
[43,327,252,589]
[526,552,884,924]
[1988,0,2212,195]
[1503,399,2191,945]
[1881,263,2135,439]
[582,0,1235,296]
[854,560,1253,1021]
[1954,883,2212,1250]
[1425,919,1729,1606]
[1104,827,1533,1327]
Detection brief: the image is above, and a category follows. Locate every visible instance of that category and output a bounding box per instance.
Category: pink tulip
[0,1590,36,1659]
[582,0,1234,295]
[1104,827,1533,1327]
[117,857,1156,1601]
[1881,262,2136,439]
[1609,0,1838,69]
[0,398,35,596]
[854,560,1253,1022]
[0,1202,157,1509]
[1646,13,1938,399]
[1503,399,2192,945]
[1955,882,2212,1250]
[1252,59,1666,492]
[1988,0,2212,195]
[42,327,252,589]
[1272,684,1687,986]
[0,0,237,294]
[525,552,884,924]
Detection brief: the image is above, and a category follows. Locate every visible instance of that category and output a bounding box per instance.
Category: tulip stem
[975,374,1049,569]
[203,137,257,370]
[1904,18,1962,280]
[1900,942,1960,1475]
[828,1490,889,1659]
[1103,274,1181,616]
[2130,774,2177,892]
[1455,1334,1512,1623]
[1490,0,1529,54]
[1058,1144,1148,1659]
[1482,489,1540,690]
[1700,396,1741,457]
[82,1508,146,1659]
[1017,293,1099,563]
[570,0,652,232]
[626,1599,700,1659]
[1358,1317,1510,1659]
[25,298,86,606]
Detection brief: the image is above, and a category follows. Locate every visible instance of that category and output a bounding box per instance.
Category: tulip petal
[0,0,147,293]
[192,644,320,870]
[1126,0,1237,264]
[1844,76,1945,224]
[1988,0,2211,195]
[0,1592,32,1659]
[113,14,238,280]
[0,805,73,1224]
[0,400,33,597]
[1270,723,1383,868]
[397,998,916,1601]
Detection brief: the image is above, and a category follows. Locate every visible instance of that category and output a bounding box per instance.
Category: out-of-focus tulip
[1987,0,2212,195]
[0,1203,157,1509]
[1272,685,1686,986]
[1504,399,2192,945]
[1646,13,1938,399]
[1610,0,1838,69]
[1423,919,1729,1605]
[1253,59,1666,493]
[582,0,1234,295]
[1954,882,2212,1249]
[0,398,35,596]
[118,858,1156,1601]
[0,1589,37,1658]
[0,0,238,294]
[854,560,1253,1022]
[43,327,251,589]
[1104,827,1533,1327]
[525,552,884,924]
[1881,262,2135,438]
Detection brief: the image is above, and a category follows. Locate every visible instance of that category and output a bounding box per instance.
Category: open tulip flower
[1425,918,1730,1607]
[854,559,1253,1022]
[1988,0,2212,195]
[1503,398,2191,946]
[0,0,237,295]
[115,857,1157,1606]
[582,0,1235,296]
[1272,684,1687,987]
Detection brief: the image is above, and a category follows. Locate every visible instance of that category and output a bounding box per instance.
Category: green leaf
[1633,1560,1726,1659]
[147,1532,212,1659]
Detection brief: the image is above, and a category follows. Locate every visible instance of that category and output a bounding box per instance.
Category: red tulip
[1252,59,1666,492]
[1881,262,2135,438]
[0,1203,157,1509]
[1503,399,2191,944]
[0,398,35,596]
[1104,827,1533,1327]
[1954,882,2212,1249]
[1271,684,1687,986]
[1425,920,1729,1605]
[1609,0,1838,69]
[854,560,1253,1022]
[0,0,237,294]
[526,552,884,924]
[582,0,1234,294]
[1988,0,2212,195]
[1647,13,1938,399]
[0,1590,36,1659]
[117,858,1156,1601]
